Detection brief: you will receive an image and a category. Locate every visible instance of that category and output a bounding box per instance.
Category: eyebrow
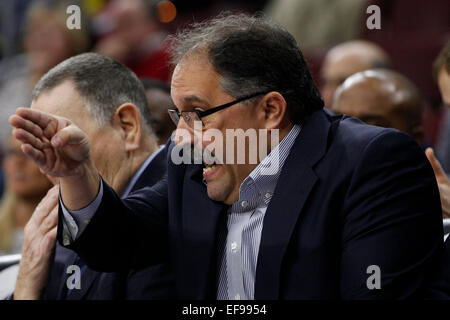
[182,95,210,106]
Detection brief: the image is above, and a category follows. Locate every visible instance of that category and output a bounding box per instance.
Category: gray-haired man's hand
[14,186,59,300]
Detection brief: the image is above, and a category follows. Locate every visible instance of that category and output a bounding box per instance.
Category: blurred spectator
[363,0,450,110]
[0,0,34,59]
[331,69,424,145]
[432,43,450,172]
[320,40,391,108]
[265,0,367,50]
[0,167,4,199]
[141,78,175,145]
[435,43,450,109]
[93,0,172,81]
[425,43,450,219]
[0,1,90,151]
[0,135,52,255]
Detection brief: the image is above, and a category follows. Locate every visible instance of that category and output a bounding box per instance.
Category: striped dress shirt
[217,124,301,300]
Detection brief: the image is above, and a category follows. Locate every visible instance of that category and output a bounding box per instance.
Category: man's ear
[258,91,289,130]
[112,103,142,152]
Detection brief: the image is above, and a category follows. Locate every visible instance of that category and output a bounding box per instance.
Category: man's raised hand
[10,107,100,211]
[9,107,90,177]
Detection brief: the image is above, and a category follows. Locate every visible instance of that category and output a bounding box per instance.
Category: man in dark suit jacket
[11,53,173,299]
[11,14,443,299]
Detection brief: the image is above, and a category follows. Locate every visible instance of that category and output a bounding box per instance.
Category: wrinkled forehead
[170,55,225,108]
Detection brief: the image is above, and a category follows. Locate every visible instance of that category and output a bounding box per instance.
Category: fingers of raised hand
[425,148,449,184]
[11,108,71,143]
[52,125,90,162]
[21,143,46,168]
[13,127,46,150]
[42,226,58,254]
[10,114,48,144]
[53,124,87,147]
[15,108,57,135]
[40,205,59,235]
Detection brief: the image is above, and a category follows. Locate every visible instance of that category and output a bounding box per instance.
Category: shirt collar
[231,124,301,213]
[121,146,164,198]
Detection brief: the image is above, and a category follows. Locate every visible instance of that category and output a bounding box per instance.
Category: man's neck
[224,123,294,205]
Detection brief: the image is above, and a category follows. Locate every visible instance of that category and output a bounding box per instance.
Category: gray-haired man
[13,53,173,299]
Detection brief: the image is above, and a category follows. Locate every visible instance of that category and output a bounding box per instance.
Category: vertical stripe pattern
[217,125,301,300]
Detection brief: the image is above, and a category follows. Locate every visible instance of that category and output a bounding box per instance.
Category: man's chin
[206,186,221,202]
[206,184,227,202]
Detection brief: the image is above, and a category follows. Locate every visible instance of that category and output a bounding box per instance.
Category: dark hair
[32,53,153,133]
[433,42,450,82]
[140,77,171,94]
[169,12,324,124]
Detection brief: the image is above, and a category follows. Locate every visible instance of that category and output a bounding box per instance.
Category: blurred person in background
[0,134,52,255]
[425,43,450,219]
[265,0,368,50]
[0,1,90,152]
[331,69,424,146]
[320,40,391,108]
[423,43,450,299]
[140,78,176,145]
[93,0,171,82]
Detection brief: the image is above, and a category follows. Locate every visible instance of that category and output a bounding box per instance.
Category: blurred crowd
[0,0,448,300]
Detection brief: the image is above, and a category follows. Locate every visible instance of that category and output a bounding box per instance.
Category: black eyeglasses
[168,91,270,128]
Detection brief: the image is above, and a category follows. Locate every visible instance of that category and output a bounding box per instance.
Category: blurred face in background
[145,88,176,144]
[438,68,450,107]
[24,8,74,76]
[103,0,155,49]
[321,54,371,108]
[3,136,52,199]
[320,41,390,108]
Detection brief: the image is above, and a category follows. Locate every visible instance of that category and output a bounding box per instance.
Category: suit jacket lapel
[255,110,331,299]
[181,164,227,299]
[132,147,167,192]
